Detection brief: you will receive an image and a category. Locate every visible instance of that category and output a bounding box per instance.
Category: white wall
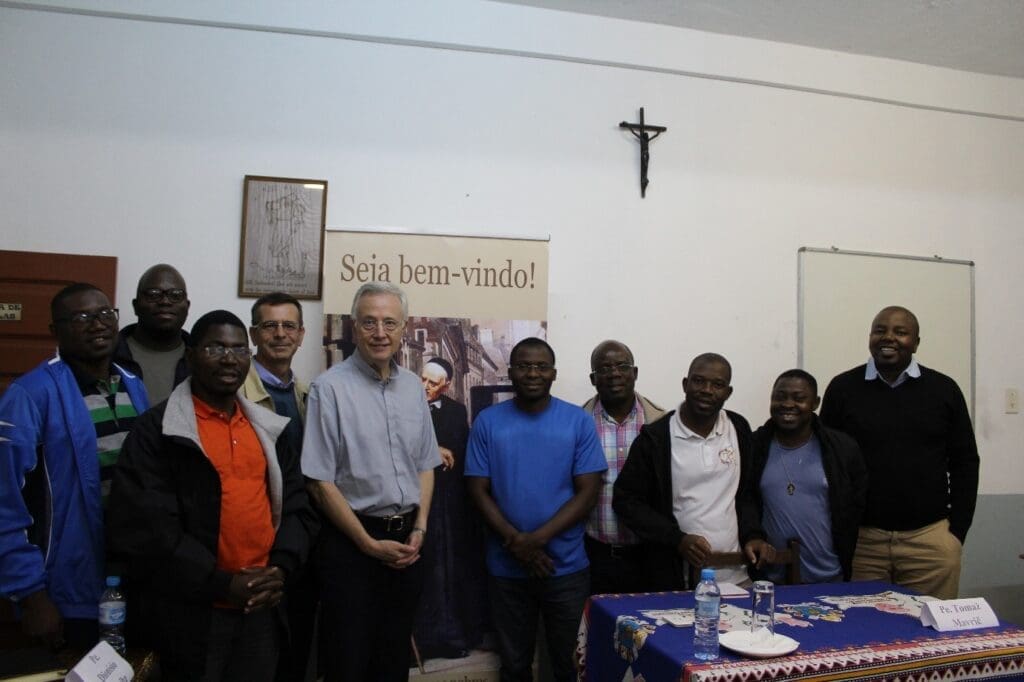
[3,1,1023,587]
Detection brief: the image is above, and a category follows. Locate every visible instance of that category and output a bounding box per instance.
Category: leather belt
[356,509,417,534]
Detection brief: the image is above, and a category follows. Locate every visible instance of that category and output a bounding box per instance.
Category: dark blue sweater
[820,364,978,542]
[264,381,304,455]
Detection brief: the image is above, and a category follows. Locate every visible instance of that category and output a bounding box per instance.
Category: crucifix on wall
[619,107,667,198]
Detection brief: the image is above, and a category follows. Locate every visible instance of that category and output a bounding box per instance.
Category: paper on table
[65,641,133,682]
[920,597,998,631]
[718,582,750,598]
[640,608,694,627]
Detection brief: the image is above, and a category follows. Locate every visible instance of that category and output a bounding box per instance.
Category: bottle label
[696,598,719,618]
[99,601,126,625]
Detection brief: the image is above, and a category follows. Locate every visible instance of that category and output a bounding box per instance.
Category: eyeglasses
[592,363,634,377]
[54,308,119,328]
[511,362,554,373]
[201,345,252,359]
[140,288,187,304]
[358,318,403,333]
[255,320,301,333]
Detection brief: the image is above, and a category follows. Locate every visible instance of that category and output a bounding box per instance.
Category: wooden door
[0,250,117,395]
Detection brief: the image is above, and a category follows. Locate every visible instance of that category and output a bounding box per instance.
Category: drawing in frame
[239,175,328,299]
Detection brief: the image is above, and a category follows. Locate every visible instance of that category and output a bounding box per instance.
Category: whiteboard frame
[797,246,975,418]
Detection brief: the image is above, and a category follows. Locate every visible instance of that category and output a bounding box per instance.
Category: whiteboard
[798,248,974,416]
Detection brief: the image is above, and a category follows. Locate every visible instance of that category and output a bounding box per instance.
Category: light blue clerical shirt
[300,352,441,516]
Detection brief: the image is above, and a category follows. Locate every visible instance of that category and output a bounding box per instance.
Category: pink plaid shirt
[586,397,645,545]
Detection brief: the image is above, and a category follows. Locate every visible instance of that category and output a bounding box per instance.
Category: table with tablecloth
[578,580,1024,681]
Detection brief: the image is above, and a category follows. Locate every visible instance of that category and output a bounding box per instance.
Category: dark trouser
[318,518,425,682]
[162,608,278,682]
[584,535,647,595]
[489,568,589,682]
[275,550,319,682]
[62,618,99,650]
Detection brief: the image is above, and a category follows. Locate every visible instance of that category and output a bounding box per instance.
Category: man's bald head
[869,306,920,380]
[590,340,634,370]
[136,264,186,296]
[132,263,190,341]
[873,306,919,337]
[688,352,732,382]
[422,358,453,402]
[589,339,638,411]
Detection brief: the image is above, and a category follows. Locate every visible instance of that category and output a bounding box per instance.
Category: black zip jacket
[737,415,867,581]
[613,409,752,591]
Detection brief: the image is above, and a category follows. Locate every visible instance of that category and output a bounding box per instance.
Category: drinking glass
[750,580,775,643]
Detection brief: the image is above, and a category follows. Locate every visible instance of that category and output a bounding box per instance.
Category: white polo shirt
[670,408,747,585]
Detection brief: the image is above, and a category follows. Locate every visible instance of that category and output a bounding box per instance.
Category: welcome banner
[322,229,548,319]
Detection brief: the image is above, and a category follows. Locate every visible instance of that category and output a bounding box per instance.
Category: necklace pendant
[786,482,795,496]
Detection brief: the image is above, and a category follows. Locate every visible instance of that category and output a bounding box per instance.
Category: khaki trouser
[852,519,962,600]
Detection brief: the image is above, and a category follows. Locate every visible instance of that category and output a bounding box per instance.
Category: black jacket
[107,380,318,677]
[737,415,867,581]
[613,409,752,591]
[431,394,470,464]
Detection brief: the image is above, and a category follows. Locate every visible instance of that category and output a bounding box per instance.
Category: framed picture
[238,175,328,299]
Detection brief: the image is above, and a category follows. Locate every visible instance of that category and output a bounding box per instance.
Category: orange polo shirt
[193,396,275,577]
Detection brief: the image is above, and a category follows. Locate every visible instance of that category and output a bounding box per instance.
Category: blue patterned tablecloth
[579,581,1024,681]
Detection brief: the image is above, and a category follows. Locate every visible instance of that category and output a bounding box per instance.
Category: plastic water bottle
[693,568,721,661]
[98,575,126,655]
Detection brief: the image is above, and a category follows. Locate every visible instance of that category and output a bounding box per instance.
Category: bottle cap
[700,568,716,581]
[106,575,121,587]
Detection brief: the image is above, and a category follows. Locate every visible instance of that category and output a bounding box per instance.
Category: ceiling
[493,0,1024,79]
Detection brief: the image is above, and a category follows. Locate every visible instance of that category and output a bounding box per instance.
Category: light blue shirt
[760,436,842,583]
[253,357,294,389]
[865,356,921,388]
[301,352,441,516]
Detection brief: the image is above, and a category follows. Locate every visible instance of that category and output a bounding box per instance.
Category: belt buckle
[384,514,406,533]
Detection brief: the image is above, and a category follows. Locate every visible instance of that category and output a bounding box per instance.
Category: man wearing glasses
[581,340,665,595]
[107,310,316,681]
[302,282,440,682]
[0,283,149,650]
[242,292,308,457]
[466,337,606,682]
[113,263,191,404]
[241,292,315,682]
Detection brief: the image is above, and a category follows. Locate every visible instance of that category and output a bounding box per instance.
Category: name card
[920,597,998,632]
[66,641,133,682]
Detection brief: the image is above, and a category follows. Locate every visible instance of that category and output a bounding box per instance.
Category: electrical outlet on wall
[1006,388,1020,414]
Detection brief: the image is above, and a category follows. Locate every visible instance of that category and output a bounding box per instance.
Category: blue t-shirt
[760,436,842,582]
[465,397,607,579]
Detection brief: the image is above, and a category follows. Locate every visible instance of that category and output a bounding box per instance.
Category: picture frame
[238,175,328,299]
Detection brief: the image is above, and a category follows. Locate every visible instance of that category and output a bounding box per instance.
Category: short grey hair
[350,281,409,320]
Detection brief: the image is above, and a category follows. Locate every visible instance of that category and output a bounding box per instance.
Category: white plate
[719,630,800,658]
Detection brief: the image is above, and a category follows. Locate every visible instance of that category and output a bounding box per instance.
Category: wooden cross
[619,107,667,198]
